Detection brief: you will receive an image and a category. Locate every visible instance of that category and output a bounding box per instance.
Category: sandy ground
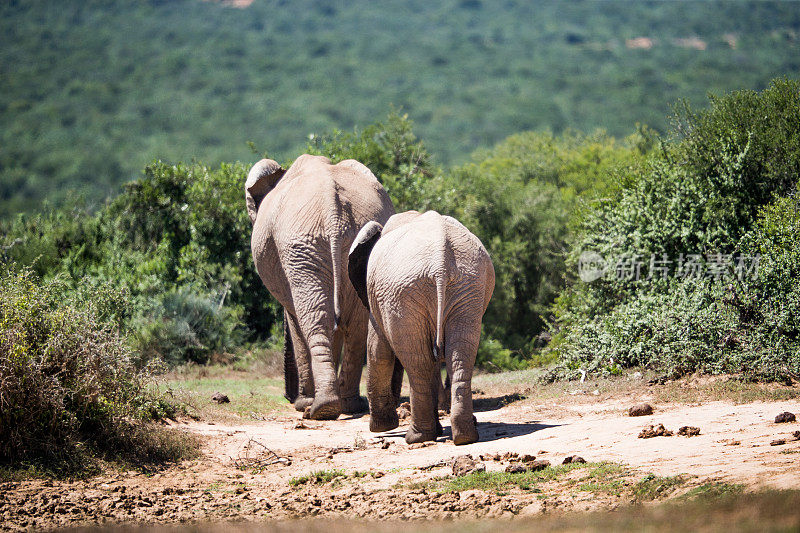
[185,395,800,490]
[2,382,799,530]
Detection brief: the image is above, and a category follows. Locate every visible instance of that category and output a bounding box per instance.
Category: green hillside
[2,0,800,216]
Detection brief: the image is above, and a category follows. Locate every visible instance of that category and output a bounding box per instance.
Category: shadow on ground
[377,420,559,444]
[476,420,561,442]
[473,393,527,412]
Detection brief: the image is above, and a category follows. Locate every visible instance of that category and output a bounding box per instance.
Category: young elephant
[348,211,495,445]
[246,154,395,420]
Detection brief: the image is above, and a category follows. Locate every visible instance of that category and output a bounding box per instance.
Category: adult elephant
[348,210,495,444]
[246,154,395,420]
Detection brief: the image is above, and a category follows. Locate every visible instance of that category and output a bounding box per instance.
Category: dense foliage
[432,129,647,356]
[2,160,282,365]
[3,0,800,217]
[4,74,800,380]
[551,79,800,381]
[0,267,190,472]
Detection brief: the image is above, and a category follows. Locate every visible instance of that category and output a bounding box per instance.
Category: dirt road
[187,395,800,489]
[1,377,799,530]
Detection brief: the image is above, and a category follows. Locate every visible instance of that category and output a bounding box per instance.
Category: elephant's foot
[341,395,368,414]
[305,396,342,420]
[293,395,314,412]
[369,410,399,433]
[452,416,479,445]
[405,424,438,444]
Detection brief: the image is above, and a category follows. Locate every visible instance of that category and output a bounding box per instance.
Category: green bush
[552,79,800,381]
[432,129,647,355]
[134,288,242,366]
[1,161,281,365]
[0,267,191,473]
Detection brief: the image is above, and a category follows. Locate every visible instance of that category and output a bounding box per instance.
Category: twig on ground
[233,438,291,471]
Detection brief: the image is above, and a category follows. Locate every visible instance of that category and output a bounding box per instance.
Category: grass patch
[681,481,744,500]
[164,372,288,420]
[290,469,347,487]
[633,473,687,501]
[415,462,615,494]
[652,376,800,405]
[577,464,630,496]
[407,462,689,502]
[473,369,800,407]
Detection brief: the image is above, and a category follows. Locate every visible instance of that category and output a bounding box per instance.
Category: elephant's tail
[433,273,446,362]
[330,232,342,331]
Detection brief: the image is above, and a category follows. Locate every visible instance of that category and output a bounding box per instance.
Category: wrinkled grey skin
[246,154,395,420]
[349,211,495,444]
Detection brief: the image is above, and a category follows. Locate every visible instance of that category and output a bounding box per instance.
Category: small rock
[562,455,586,464]
[678,426,701,437]
[528,460,551,471]
[770,439,787,446]
[397,402,412,420]
[638,423,673,438]
[504,463,527,474]
[793,431,800,441]
[628,403,654,417]
[408,442,434,450]
[452,455,485,476]
[775,412,796,424]
[380,441,391,449]
[519,454,536,463]
[211,392,230,404]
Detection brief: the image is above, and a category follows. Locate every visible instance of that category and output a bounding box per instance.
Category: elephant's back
[259,155,393,243]
[369,211,494,311]
[251,154,395,311]
[375,212,490,277]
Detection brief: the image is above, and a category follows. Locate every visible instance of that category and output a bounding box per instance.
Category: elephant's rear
[368,212,494,361]
[367,210,494,445]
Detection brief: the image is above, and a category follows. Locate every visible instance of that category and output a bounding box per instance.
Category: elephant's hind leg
[405,361,441,444]
[366,320,399,432]
[446,317,481,445]
[286,313,314,412]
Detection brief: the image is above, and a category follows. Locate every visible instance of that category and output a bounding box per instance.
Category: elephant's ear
[245,159,286,224]
[348,221,383,310]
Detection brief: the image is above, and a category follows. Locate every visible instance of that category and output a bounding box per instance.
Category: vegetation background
[2,0,800,216]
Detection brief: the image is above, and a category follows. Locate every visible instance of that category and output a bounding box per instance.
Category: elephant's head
[348,220,383,310]
[245,158,286,225]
